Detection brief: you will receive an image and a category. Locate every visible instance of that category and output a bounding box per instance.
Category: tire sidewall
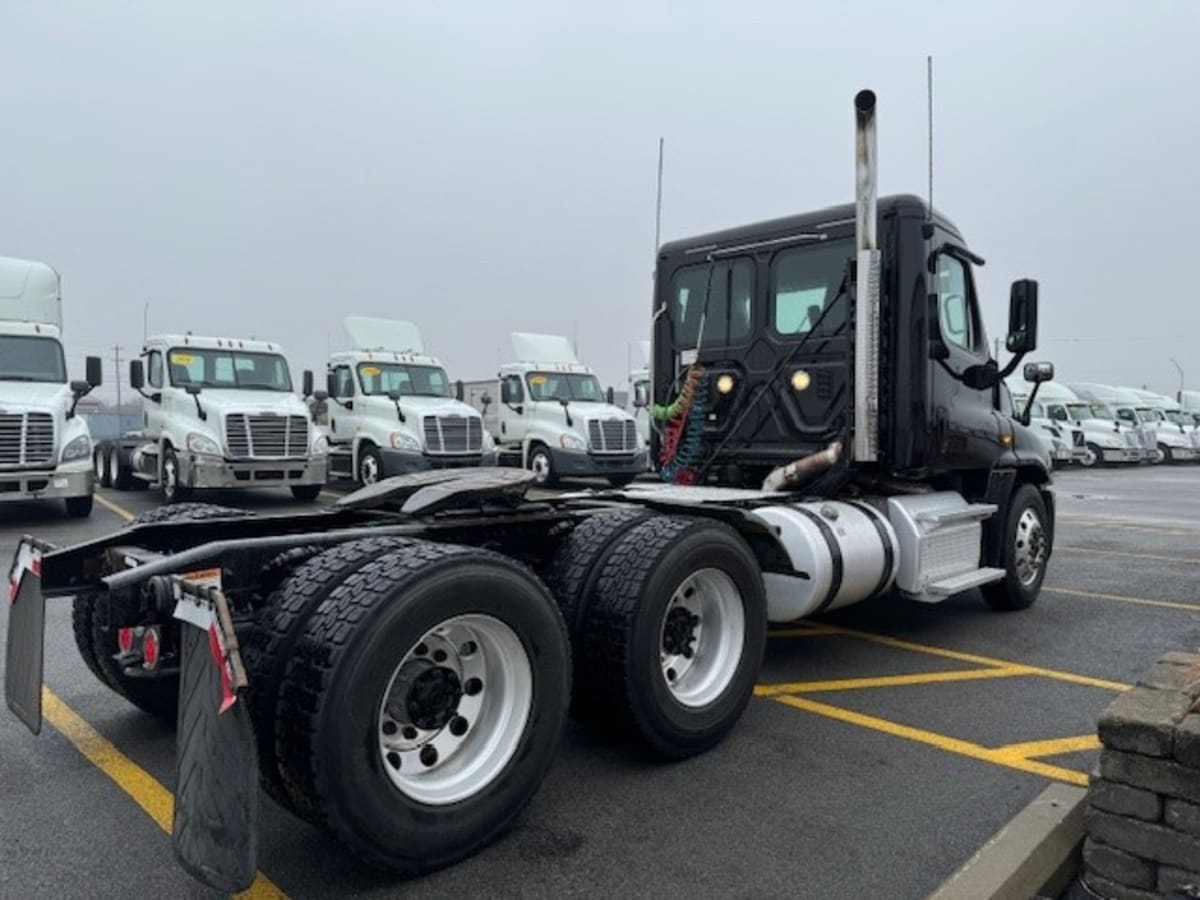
[528,445,554,485]
[358,446,382,485]
[624,528,766,749]
[316,561,569,865]
[996,485,1049,609]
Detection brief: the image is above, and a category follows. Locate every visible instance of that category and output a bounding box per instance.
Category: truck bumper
[1095,446,1142,464]
[0,467,93,502]
[1164,445,1200,461]
[549,448,649,478]
[181,452,328,489]
[379,449,499,476]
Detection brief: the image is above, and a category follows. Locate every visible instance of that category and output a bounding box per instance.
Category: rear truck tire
[64,495,93,518]
[242,537,414,818]
[543,507,651,645]
[274,542,570,873]
[358,444,383,485]
[161,446,192,503]
[94,445,112,488]
[109,444,133,490]
[527,444,556,487]
[1082,443,1102,468]
[290,484,322,502]
[576,516,767,759]
[981,484,1050,612]
[83,503,252,719]
[607,474,637,488]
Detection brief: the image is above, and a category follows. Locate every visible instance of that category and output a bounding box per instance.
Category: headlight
[390,432,421,452]
[560,433,587,450]
[60,434,91,462]
[716,373,736,395]
[311,434,330,456]
[187,432,221,456]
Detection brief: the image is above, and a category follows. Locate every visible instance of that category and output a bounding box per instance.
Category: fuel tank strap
[792,506,843,613]
[847,500,895,599]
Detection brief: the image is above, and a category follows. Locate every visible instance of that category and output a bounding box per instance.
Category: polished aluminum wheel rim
[659,568,745,708]
[108,447,119,485]
[360,453,379,485]
[530,452,550,484]
[1013,507,1047,587]
[377,614,532,805]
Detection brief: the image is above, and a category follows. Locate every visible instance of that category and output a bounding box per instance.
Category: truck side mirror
[606,386,615,405]
[85,356,103,388]
[455,380,464,401]
[1023,361,1054,384]
[500,381,513,404]
[302,369,314,398]
[1006,280,1038,354]
[130,359,145,390]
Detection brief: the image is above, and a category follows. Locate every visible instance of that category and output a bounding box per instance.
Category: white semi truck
[1129,388,1200,462]
[1069,383,1162,463]
[627,340,652,450]
[0,256,102,517]
[95,334,327,501]
[1007,379,1087,467]
[468,332,647,486]
[321,317,496,484]
[1024,381,1144,466]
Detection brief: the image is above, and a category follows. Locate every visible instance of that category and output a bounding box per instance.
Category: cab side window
[331,366,354,399]
[935,254,982,353]
[502,374,524,404]
[147,351,164,389]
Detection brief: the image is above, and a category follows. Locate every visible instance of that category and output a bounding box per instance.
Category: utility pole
[1170,358,1184,399]
[113,345,123,412]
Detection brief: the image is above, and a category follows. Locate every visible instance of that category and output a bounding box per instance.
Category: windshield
[527,372,603,402]
[0,335,67,383]
[357,363,452,398]
[1066,403,1093,420]
[1165,411,1192,427]
[167,348,292,391]
[1088,404,1115,421]
[1138,407,1165,422]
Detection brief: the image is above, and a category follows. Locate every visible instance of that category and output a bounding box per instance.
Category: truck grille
[587,418,637,454]
[225,414,309,458]
[422,415,482,455]
[0,413,55,468]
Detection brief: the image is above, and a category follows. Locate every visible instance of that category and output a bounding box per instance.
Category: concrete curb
[928,783,1088,900]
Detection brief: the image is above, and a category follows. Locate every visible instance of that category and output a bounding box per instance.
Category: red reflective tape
[206,624,237,714]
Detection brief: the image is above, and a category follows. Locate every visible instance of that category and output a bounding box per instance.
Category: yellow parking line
[1044,586,1198,612]
[994,735,1101,759]
[41,687,286,899]
[93,492,135,523]
[755,666,1027,696]
[806,623,1129,692]
[772,695,1089,787]
[1056,546,1200,565]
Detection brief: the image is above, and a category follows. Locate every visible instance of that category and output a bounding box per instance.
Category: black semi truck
[5,90,1055,893]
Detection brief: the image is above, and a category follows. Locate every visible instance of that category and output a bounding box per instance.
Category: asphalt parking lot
[2,466,1198,899]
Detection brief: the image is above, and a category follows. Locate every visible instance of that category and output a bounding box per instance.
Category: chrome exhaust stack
[853,89,881,463]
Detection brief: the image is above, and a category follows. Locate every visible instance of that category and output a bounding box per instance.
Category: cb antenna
[926,55,934,224]
[654,137,665,257]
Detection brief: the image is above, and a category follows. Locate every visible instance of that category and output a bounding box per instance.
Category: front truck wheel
[275,542,570,873]
[982,484,1050,612]
[64,495,93,518]
[577,516,766,759]
[290,484,322,502]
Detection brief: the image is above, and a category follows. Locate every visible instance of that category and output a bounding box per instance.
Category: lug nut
[464,677,483,696]
[402,726,418,740]
[420,745,439,767]
[432,649,448,663]
[460,640,478,657]
[382,721,397,736]
[666,668,677,681]
[386,752,401,770]
[449,716,469,737]
[414,643,428,656]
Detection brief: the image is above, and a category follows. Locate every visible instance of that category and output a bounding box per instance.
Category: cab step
[924,567,1005,598]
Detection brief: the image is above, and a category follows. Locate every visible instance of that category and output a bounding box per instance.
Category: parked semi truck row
[0,256,102,517]
[7,90,1058,894]
[1070,383,1199,463]
[1014,381,1144,466]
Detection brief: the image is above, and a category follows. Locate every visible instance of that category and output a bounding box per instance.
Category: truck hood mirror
[1006,280,1039,354]
[387,389,406,422]
[559,397,573,428]
[184,383,207,421]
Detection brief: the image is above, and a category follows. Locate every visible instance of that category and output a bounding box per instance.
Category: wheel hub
[402,664,463,730]
[662,607,698,658]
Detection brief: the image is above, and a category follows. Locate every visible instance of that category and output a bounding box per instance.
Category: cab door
[496,373,526,451]
[327,365,356,444]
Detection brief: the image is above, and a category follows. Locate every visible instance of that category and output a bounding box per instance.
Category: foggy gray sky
[4,1,1198,403]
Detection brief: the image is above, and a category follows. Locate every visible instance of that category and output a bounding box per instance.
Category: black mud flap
[5,538,53,735]
[173,617,259,894]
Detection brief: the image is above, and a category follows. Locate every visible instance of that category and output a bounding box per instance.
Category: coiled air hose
[652,365,708,484]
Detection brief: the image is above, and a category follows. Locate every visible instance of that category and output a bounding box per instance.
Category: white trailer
[0,256,101,516]
[321,317,496,484]
[96,334,327,501]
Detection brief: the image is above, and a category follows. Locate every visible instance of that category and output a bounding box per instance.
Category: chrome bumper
[181,452,328,489]
[0,467,93,502]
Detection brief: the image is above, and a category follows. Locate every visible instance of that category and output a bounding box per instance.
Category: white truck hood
[192,389,310,417]
[0,381,71,412]
[394,396,482,419]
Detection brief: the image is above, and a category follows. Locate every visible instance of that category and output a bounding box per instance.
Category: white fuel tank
[749,501,899,623]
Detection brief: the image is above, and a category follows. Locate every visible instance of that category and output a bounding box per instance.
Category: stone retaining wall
[1083,652,1200,899]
